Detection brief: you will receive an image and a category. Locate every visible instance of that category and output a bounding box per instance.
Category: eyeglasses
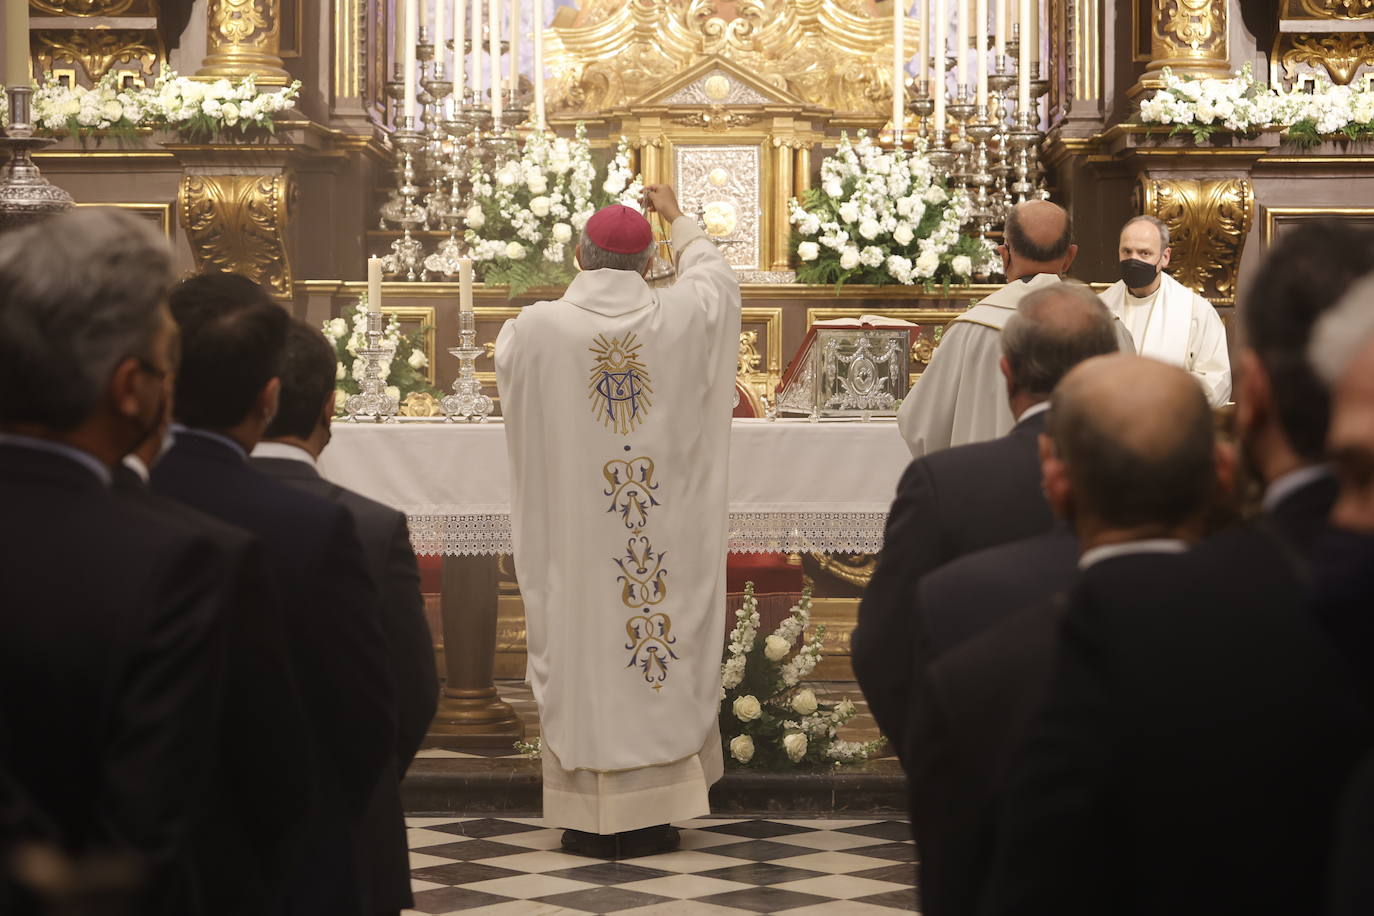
[134,357,169,381]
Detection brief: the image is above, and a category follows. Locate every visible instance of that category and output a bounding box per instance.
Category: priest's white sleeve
[669,215,739,316]
[1188,294,1232,406]
[897,321,1014,457]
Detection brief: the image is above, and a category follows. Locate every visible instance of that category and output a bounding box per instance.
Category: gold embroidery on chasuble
[603,457,660,531]
[589,333,654,434]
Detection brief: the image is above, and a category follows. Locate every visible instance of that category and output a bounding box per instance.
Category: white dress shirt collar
[1261,464,1334,514]
[1016,401,1050,424]
[251,441,317,466]
[0,433,112,486]
[1078,538,1189,570]
[121,454,150,483]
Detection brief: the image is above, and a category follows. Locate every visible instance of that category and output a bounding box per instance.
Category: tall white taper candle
[892,0,905,138]
[403,0,418,122]
[368,257,383,309]
[459,258,474,313]
[994,0,1006,57]
[509,0,520,105]
[488,0,501,120]
[916,0,927,86]
[933,0,946,129]
[975,0,988,108]
[533,0,546,128]
[1017,0,1030,114]
[955,0,968,87]
[471,0,482,97]
[453,0,466,98]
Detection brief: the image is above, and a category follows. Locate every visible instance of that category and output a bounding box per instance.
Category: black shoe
[561,829,619,858]
[615,824,681,859]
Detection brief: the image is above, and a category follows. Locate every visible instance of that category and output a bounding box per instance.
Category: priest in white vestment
[496,185,741,857]
[1098,215,1232,407]
[897,200,1135,457]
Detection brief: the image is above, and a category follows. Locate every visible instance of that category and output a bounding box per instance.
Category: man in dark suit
[0,208,233,914]
[908,354,1227,916]
[250,320,439,916]
[854,281,1120,755]
[981,353,1372,916]
[151,273,397,916]
[1234,221,1374,553]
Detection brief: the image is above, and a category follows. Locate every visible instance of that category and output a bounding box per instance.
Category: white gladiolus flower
[797,241,820,261]
[783,732,808,763]
[407,349,428,370]
[732,695,762,722]
[791,689,818,715]
[951,254,973,276]
[858,218,881,240]
[529,196,551,218]
[764,635,790,661]
[603,173,627,195]
[505,241,526,260]
[552,222,572,243]
[729,734,755,763]
[893,222,915,246]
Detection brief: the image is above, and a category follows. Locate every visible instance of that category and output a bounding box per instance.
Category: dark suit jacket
[910,598,1066,916]
[1267,470,1339,560]
[1330,748,1374,916]
[152,432,397,916]
[854,409,1055,755]
[0,444,230,915]
[982,530,1374,916]
[251,453,439,914]
[113,463,311,915]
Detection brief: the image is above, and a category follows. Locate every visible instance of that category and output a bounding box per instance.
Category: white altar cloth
[319,418,913,555]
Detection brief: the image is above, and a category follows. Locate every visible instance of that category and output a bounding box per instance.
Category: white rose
[858,218,881,241]
[791,688,818,715]
[838,202,861,224]
[505,241,526,260]
[951,254,973,276]
[100,99,123,122]
[823,178,844,198]
[783,732,808,763]
[526,174,549,194]
[549,154,571,174]
[220,101,240,126]
[797,241,820,262]
[465,206,485,229]
[729,734,755,764]
[327,317,348,339]
[915,249,940,276]
[732,695,762,722]
[201,98,222,118]
[496,166,518,187]
[407,349,428,370]
[335,362,345,381]
[529,196,551,218]
[764,635,790,661]
[839,247,861,271]
[552,222,572,243]
[923,186,948,205]
[893,222,915,246]
[385,385,401,402]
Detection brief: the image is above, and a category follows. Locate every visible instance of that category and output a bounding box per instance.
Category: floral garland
[0,69,300,139]
[322,297,438,412]
[789,132,1000,288]
[720,583,885,769]
[1138,64,1374,146]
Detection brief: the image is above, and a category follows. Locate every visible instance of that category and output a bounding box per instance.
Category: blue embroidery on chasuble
[589,333,653,435]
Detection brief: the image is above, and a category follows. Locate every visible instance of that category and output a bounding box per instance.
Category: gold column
[333,0,361,100]
[794,145,812,198]
[639,137,663,187]
[771,138,794,272]
[197,0,292,85]
[1134,0,1228,94]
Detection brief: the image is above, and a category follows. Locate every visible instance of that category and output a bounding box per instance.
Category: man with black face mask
[1099,215,1231,406]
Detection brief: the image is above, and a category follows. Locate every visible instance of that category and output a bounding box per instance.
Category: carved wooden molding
[1137,175,1253,304]
[179,171,295,297]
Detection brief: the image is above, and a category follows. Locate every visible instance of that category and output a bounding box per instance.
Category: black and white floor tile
[403,816,918,914]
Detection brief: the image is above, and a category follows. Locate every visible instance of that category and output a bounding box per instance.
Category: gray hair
[1309,271,1374,385]
[1123,214,1170,249]
[1002,280,1120,397]
[0,207,172,430]
[578,225,656,272]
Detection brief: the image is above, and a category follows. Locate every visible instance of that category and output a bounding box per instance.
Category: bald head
[1002,281,1119,400]
[1003,200,1075,279]
[1047,354,1215,530]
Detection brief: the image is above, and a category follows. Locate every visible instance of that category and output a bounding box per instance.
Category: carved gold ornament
[1297,0,1374,19]
[1138,175,1253,303]
[33,30,161,83]
[670,107,764,130]
[400,392,443,417]
[196,0,291,84]
[813,553,877,589]
[29,0,138,14]
[179,172,295,297]
[1281,32,1374,85]
[545,0,918,116]
[1159,0,1225,50]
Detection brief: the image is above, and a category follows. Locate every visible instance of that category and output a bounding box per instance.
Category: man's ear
[997,243,1010,276]
[1234,348,1269,441]
[1000,355,1016,400]
[1212,440,1238,504]
[321,390,337,429]
[1061,242,1079,274]
[573,244,583,271]
[1039,432,1073,519]
[259,377,281,426]
[1159,245,1172,271]
[108,355,144,420]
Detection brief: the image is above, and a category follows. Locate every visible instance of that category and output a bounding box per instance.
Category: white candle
[435,0,444,71]
[488,0,501,120]
[471,0,482,97]
[533,0,546,128]
[459,258,474,313]
[393,0,406,70]
[916,0,927,87]
[994,0,1006,57]
[1017,0,1030,113]
[955,0,968,88]
[933,0,946,130]
[509,0,520,105]
[453,0,466,98]
[3,1,28,87]
[403,0,418,123]
[975,0,988,109]
[892,0,905,138]
[1028,0,1039,66]
[368,257,384,309]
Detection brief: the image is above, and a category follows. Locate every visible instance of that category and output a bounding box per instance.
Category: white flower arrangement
[790,132,1000,288]
[1,69,299,139]
[718,583,885,769]
[1137,63,1374,147]
[322,297,437,412]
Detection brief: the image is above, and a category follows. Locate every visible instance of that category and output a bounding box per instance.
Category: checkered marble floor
[403,816,918,914]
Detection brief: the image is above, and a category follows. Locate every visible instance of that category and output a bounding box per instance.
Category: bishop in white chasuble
[496,196,741,836]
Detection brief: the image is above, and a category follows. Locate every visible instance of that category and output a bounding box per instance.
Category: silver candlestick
[441,309,493,421]
[0,87,75,231]
[380,121,428,280]
[345,309,399,421]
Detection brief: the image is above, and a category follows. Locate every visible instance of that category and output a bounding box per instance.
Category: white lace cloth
[319,418,913,556]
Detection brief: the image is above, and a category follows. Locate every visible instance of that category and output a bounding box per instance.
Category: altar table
[320,417,914,556]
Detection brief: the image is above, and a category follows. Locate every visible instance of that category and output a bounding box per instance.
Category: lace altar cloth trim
[406,511,889,557]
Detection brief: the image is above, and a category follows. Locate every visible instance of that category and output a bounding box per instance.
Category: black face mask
[1120,257,1160,289]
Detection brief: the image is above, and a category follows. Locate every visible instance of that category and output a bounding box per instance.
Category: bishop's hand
[641,184,684,225]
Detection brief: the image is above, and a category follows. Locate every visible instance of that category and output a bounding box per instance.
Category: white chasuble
[896,274,1136,458]
[496,216,740,833]
[1099,272,1232,407]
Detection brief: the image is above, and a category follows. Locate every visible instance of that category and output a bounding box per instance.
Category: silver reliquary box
[775,317,914,418]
